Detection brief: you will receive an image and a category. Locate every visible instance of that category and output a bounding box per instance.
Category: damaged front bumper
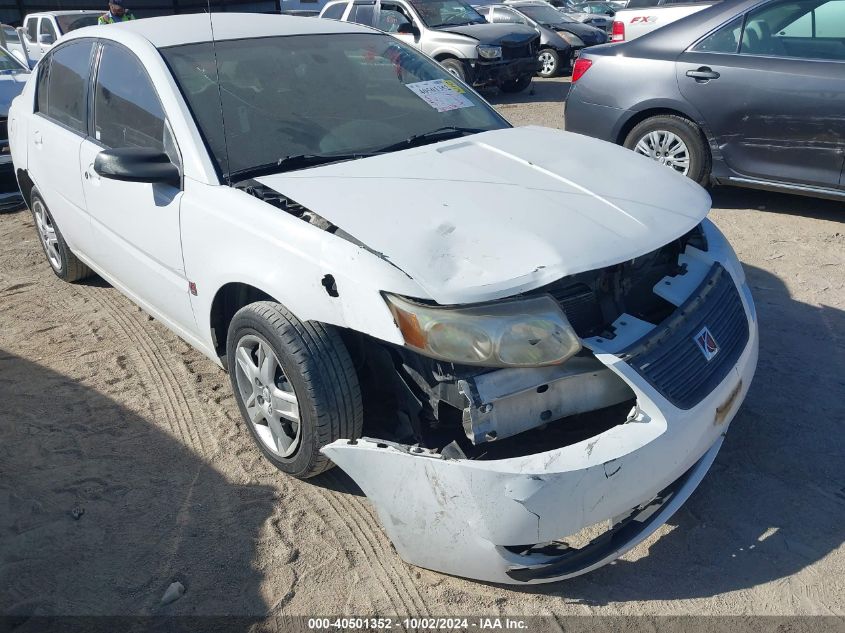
[471,57,540,86]
[322,221,759,584]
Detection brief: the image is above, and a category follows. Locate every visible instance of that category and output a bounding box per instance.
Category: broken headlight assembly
[384,293,582,367]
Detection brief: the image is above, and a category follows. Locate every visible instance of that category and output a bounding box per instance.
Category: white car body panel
[611,2,712,41]
[9,14,758,584]
[260,126,711,305]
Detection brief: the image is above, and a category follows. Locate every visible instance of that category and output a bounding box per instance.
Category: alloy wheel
[234,334,301,458]
[33,199,62,271]
[538,51,556,76]
[633,130,691,176]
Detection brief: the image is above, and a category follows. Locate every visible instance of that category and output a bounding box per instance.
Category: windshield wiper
[377,127,486,153]
[227,152,378,182]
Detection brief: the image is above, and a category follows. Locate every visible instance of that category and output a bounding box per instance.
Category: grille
[501,39,536,60]
[621,264,749,410]
[545,282,603,338]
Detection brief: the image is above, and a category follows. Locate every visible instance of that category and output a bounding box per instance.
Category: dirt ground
[1,77,844,621]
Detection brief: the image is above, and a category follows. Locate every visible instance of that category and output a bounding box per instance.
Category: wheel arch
[209,282,279,365]
[16,169,35,208]
[615,105,712,148]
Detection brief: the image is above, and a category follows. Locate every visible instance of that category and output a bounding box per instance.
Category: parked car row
[320,0,541,90]
[476,1,607,75]
[566,0,845,199]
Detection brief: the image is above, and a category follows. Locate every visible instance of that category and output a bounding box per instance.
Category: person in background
[98,0,136,24]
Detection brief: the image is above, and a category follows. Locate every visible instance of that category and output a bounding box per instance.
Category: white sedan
[8,13,758,584]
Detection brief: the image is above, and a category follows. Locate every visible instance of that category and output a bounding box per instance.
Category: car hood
[549,21,606,41]
[435,22,538,45]
[256,126,711,305]
[0,72,28,113]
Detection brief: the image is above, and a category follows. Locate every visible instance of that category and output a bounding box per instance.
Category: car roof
[64,12,375,49]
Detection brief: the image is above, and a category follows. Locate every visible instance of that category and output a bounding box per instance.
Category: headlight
[384,294,582,367]
[559,32,585,47]
[477,44,502,59]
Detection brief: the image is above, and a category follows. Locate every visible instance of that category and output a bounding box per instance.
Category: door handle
[686,67,720,82]
[33,131,42,146]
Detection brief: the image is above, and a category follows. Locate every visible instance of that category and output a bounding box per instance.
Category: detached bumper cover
[322,220,758,584]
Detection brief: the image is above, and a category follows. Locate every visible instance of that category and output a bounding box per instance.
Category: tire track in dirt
[315,489,415,616]
[316,469,429,616]
[88,287,209,456]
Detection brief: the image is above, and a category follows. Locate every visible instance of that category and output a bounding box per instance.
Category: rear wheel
[30,190,92,282]
[537,49,560,78]
[623,115,711,186]
[227,301,363,479]
[499,74,532,93]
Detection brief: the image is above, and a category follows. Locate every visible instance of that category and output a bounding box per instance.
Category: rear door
[676,0,845,189]
[28,39,95,252]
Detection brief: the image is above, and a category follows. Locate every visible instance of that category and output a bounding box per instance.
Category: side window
[379,8,411,30]
[348,4,377,25]
[322,3,346,19]
[814,0,845,36]
[36,55,50,113]
[25,17,37,42]
[692,15,743,52]
[46,42,93,133]
[93,44,166,151]
[39,18,57,42]
[492,8,525,23]
[741,0,845,59]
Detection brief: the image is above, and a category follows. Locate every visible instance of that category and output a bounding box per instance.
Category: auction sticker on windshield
[406,79,475,112]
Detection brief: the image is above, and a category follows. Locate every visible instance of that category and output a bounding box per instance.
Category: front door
[676,0,845,189]
[80,42,196,335]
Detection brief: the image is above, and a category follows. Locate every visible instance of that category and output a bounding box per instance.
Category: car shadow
[483,77,572,106]
[711,187,845,223]
[0,351,276,619]
[496,261,845,601]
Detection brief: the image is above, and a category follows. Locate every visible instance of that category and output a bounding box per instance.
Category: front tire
[226,301,363,479]
[623,115,711,186]
[30,190,91,282]
[499,75,532,93]
[537,49,560,78]
[439,58,467,82]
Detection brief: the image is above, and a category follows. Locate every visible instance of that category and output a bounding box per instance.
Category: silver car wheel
[234,334,301,458]
[33,198,62,271]
[634,130,691,176]
[538,51,556,75]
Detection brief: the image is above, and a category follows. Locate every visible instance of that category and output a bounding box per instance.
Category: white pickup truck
[20,11,101,63]
[610,0,715,41]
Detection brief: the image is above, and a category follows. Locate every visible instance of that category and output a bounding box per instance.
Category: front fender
[180,179,423,363]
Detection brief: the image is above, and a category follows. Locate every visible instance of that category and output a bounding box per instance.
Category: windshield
[519,5,570,23]
[408,0,486,27]
[161,33,507,180]
[56,14,100,34]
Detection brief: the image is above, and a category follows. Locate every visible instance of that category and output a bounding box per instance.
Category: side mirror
[94,148,181,185]
[397,22,419,36]
[37,33,55,45]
